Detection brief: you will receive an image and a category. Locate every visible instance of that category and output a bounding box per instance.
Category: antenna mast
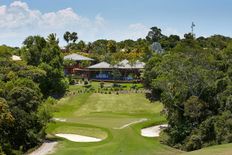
[191,22,196,37]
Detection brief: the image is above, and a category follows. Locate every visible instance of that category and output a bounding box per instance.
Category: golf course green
[46,83,182,155]
[45,83,232,155]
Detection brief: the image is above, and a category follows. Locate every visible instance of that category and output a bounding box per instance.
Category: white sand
[53,118,66,122]
[55,134,102,142]
[114,118,148,129]
[141,124,168,137]
[29,141,57,155]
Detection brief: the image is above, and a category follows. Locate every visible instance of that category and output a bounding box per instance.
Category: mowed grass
[183,143,232,155]
[47,85,182,155]
[47,85,232,155]
[75,93,163,116]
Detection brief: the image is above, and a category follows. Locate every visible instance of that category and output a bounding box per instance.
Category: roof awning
[88,62,113,69]
[64,53,94,61]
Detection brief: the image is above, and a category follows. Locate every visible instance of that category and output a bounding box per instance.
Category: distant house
[11,55,22,61]
[88,62,114,80]
[88,59,145,82]
[64,54,145,82]
[64,53,94,75]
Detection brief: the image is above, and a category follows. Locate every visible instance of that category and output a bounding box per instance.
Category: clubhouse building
[64,53,145,82]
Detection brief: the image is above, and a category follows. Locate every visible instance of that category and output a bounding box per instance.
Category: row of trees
[0,34,68,154]
[61,27,182,65]
[144,30,232,151]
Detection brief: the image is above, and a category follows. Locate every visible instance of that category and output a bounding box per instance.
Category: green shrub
[84,80,89,85]
[184,134,202,151]
[0,145,5,155]
[113,83,121,87]
[131,84,137,89]
[100,82,104,88]
[84,84,92,88]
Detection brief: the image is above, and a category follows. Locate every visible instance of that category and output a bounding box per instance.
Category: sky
[0,0,232,47]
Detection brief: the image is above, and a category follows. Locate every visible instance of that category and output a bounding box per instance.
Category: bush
[69,79,76,85]
[100,82,104,88]
[83,84,91,88]
[184,134,202,151]
[113,83,121,87]
[0,145,5,155]
[84,80,89,85]
[131,84,137,89]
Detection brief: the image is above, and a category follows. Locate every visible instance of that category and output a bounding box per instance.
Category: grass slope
[183,143,232,155]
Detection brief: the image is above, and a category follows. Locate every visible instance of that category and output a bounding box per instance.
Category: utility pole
[191,22,196,37]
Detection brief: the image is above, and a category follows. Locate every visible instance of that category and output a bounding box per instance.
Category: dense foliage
[62,27,181,65]
[144,33,232,151]
[21,34,68,97]
[63,37,152,64]
[0,34,65,154]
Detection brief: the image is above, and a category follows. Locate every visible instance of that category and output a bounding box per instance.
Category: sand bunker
[55,134,103,142]
[53,118,67,122]
[141,124,168,137]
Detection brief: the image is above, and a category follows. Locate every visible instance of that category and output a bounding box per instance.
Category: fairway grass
[47,88,182,155]
[76,93,163,116]
[183,143,232,155]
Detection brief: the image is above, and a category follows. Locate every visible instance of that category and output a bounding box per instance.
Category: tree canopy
[144,34,232,151]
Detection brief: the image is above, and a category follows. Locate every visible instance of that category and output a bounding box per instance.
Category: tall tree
[21,35,68,97]
[63,31,71,44]
[40,34,68,96]
[70,32,78,43]
[22,36,47,66]
[146,27,164,43]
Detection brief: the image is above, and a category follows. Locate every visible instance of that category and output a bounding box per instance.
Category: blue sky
[0,0,232,47]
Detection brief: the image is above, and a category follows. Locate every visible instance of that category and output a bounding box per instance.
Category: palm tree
[70,32,78,43]
[47,33,59,45]
[63,31,71,44]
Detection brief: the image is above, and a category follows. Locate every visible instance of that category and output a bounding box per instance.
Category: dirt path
[28,141,58,155]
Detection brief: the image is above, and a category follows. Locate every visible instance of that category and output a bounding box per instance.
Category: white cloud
[0,1,107,46]
[10,1,29,10]
[0,1,181,47]
[0,1,95,29]
[0,5,6,15]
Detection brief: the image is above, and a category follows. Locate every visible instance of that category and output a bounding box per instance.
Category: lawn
[46,83,232,155]
[183,143,232,155]
[46,83,182,155]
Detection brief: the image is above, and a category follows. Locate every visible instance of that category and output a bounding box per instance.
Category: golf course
[42,82,181,155]
[30,82,232,155]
